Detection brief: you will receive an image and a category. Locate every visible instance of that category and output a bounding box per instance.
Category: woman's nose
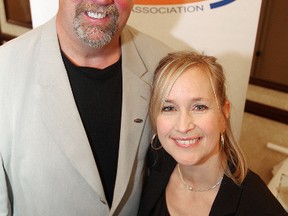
[175,111,195,133]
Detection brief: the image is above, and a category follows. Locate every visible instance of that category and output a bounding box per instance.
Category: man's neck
[59,36,121,69]
[56,21,121,69]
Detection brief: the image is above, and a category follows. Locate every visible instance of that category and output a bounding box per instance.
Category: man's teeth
[87,11,106,19]
[177,138,200,146]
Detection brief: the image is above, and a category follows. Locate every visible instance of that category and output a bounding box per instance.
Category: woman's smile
[172,136,203,148]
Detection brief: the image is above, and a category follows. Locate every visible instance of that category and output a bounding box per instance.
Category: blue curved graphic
[210,0,236,9]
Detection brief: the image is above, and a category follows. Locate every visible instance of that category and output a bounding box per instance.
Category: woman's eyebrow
[164,97,207,103]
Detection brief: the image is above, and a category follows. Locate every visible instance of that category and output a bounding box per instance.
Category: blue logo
[210,0,236,9]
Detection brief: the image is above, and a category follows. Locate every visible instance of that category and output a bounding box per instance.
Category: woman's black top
[138,142,288,216]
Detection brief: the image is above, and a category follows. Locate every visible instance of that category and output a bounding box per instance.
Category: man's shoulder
[123,25,172,52]
[0,17,56,54]
[120,25,172,83]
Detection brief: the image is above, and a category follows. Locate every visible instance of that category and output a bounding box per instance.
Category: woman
[138,51,287,215]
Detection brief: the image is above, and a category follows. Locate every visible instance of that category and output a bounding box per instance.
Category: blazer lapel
[36,18,105,198]
[112,27,151,207]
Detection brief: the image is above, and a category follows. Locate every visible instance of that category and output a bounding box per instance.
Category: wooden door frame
[246,0,288,124]
[250,0,288,93]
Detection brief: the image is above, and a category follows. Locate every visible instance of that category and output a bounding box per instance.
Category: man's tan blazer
[0,17,171,216]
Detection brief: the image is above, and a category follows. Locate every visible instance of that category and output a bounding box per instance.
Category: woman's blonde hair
[149,51,247,184]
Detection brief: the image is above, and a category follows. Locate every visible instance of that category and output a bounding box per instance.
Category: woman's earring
[221,133,225,148]
[150,134,162,150]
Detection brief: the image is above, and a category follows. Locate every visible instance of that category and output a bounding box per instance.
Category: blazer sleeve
[0,153,12,216]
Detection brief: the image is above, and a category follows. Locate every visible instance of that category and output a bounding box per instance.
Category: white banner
[128,0,262,140]
[29,0,262,140]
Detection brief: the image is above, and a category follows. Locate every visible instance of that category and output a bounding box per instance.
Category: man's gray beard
[73,19,117,48]
[73,4,119,48]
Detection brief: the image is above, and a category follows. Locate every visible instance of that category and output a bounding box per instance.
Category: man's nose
[90,0,114,6]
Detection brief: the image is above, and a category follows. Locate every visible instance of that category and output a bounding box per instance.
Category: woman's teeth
[177,137,200,146]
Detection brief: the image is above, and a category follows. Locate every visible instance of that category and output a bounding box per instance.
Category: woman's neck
[177,154,225,191]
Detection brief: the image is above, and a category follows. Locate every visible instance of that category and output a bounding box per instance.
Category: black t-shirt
[62,52,122,207]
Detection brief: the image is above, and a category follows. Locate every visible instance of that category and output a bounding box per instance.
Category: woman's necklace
[177,164,223,192]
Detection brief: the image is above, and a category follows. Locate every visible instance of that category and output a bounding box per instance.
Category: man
[0,0,171,215]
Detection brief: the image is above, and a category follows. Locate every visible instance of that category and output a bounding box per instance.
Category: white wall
[29,0,262,140]
[29,0,58,28]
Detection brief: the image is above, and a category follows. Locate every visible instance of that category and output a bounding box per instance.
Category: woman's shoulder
[243,169,267,186]
[212,169,287,215]
[239,169,287,215]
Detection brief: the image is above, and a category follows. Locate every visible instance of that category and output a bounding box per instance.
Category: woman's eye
[161,105,175,112]
[194,104,208,111]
